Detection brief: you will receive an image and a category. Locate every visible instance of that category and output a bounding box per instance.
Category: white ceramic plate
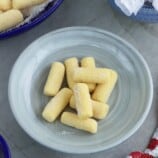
[8,27,153,154]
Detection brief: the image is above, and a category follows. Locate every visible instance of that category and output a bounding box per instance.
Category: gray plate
[8,27,153,154]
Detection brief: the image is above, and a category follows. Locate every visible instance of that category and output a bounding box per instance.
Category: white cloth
[114,0,158,16]
[153,0,158,10]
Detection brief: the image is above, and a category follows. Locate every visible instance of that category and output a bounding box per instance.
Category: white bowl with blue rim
[0,0,63,39]
[8,27,153,153]
[109,0,158,23]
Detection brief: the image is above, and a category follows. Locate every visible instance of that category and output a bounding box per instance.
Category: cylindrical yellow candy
[72,67,110,84]
[73,83,93,119]
[12,0,46,9]
[69,96,76,109]
[0,10,24,32]
[81,57,96,92]
[70,96,109,119]
[92,70,118,103]
[44,62,65,96]
[42,88,72,122]
[81,57,96,67]
[92,100,109,119]
[64,57,79,89]
[0,0,11,11]
[61,112,97,134]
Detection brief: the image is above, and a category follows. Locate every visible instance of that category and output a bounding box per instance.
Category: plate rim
[8,26,153,154]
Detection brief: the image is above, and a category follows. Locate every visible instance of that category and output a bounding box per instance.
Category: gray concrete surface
[0,0,158,157]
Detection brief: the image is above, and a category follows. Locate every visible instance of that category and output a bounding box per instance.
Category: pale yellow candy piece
[81,57,96,92]
[81,57,96,67]
[69,96,76,109]
[92,100,109,119]
[64,57,79,89]
[12,0,46,9]
[44,62,65,96]
[0,0,11,11]
[42,88,72,122]
[92,70,118,103]
[0,9,24,32]
[70,96,109,119]
[61,112,97,134]
[72,67,110,84]
[73,83,93,119]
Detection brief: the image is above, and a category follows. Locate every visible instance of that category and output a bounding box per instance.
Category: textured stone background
[0,0,158,157]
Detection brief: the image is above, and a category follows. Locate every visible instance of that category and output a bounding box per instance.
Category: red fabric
[147,138,158,150]
[129,151,153,158]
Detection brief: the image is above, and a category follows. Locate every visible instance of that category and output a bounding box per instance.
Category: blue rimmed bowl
[0,135,11,158]
[109,0,158,23]
[0,0,64,39]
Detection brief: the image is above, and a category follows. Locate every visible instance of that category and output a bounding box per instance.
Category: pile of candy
[0,0,54,32]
